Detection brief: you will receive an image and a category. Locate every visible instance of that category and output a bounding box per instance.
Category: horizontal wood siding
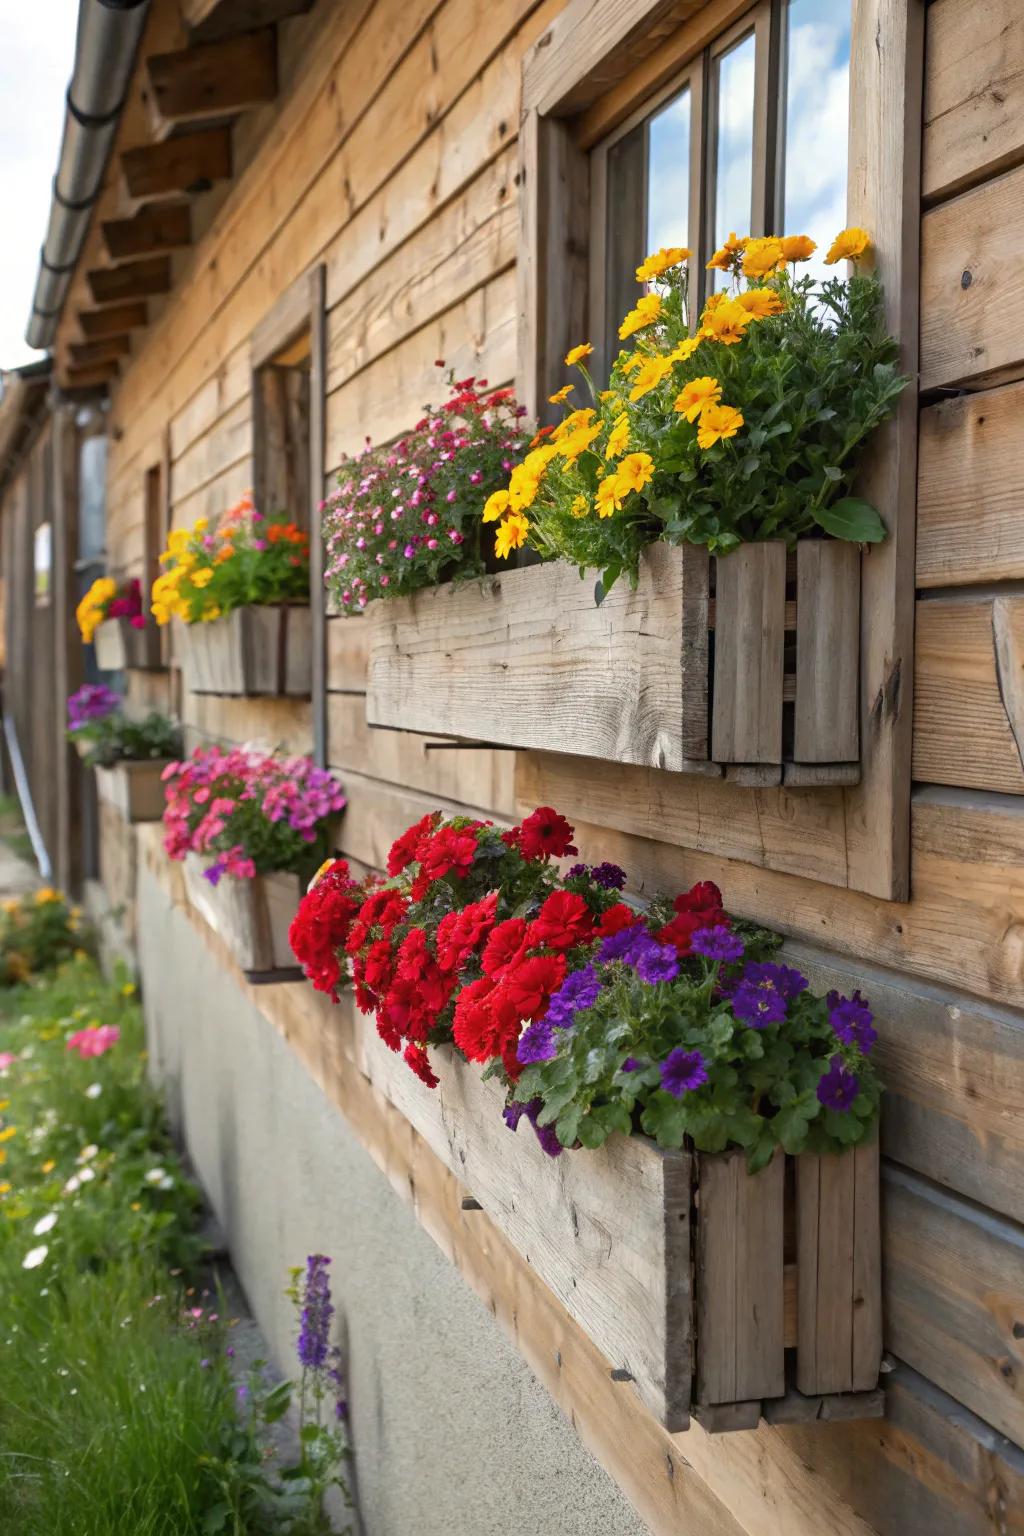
[917,383,1024,586]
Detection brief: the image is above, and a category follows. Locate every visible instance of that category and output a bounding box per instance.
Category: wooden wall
[99,1,1024,1533]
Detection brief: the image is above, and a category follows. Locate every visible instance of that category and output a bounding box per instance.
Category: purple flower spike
[817,1054,860,1111]
[517,1018,558,1065]
[297,1254,334,1370]
[692,926,744,964]
[827,990,877,1054]
[660,1048,708,1098]
[635,943,680,985]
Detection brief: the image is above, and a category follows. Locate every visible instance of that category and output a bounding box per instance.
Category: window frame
[516,0,923,903]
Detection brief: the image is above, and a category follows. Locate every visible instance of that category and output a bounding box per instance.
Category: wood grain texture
[923,0,1024,203]
[325,616,368,694]
[102,202,193,262]
[365,545,689,771]
[95,760,172,824]
[914,596,1024,793]
[711,543,785,765]
[86,258,172,306]
[795,541,861,764]
[796,1143,881,1396]
[181,0,312,43]
[145,29,277,126]
[917,382,1024,585]
[69,336,133,368]
[79,302,148,338]
[182,854,299,972]
[121,127,233,200]
[522,0,706,115]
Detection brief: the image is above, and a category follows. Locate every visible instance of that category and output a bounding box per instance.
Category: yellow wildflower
[606,414,630,459]
[635,246,690,282]
[551,409,596,442]
[190,567,214,588]
[121,982,135,997]
[483,490,510,524]
[0,1127,16,1143]
[741,236,785,278]
[564,343,594,367]
[0,1101,7,1112]
[675,377,722,424]
[193,518,209,534]
[130,1201,141,1212]
[700,299,753,345]
[618,292,662,340]
[558,424,602,465]
[598,390,620,404]
[0,1183,9,1196]
[548,384,574,405]
[570,495,590,518]
[616,452,655,495]
[737,287,785,318]
[781,234,816,262]
[41,1160,56,1175]
[494,512,530,559]
[0,1150,6,1166]
[200,606,222,624]
[706,232,747,271]
[668,337,701,365]
[628,356,673,402]
[825,226,870,264]
[508,464,541,512]
[697,403,745,449]
[595,477,626,518]
[1,899,19,915]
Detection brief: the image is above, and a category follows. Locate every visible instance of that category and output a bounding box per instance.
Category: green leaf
[576,1115,607,1149]
[556,1103,582,1147]
[813,496,887,543]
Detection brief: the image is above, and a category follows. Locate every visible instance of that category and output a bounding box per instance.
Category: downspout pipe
[25,0,151,352]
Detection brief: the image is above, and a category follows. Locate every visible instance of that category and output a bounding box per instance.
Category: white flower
[77,1168,95,1184]
[63,1175,80,1195]
[84,1084,102,1099]
[23,1245,48,1269]
[144,1168,166,1185]
[33,1213,58,1236]
[77,1145,98,1163]
[159,1175,174,1191]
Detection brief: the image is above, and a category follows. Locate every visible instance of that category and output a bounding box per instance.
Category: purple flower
[731,980,787,1028]
[634,943,680,985]
[827,990,877,1054]
[297,1254,334,1370]
[744,961,808,1001]
[597,926,643,965]
[67,683,121,730]
[517,1018,558,1064]
[590,862,627,891]
[817,1054,860,1111]
[692,926,744,964]
[502,1101,527,1131]
[546,965,602,1027]
[621,1057,644,1073]
[565,863,589,881]
[202,862,225,888]
[660,1049,708,1098]
[504,1097,564,1158]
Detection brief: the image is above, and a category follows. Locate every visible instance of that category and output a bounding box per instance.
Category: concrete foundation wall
[137,862,649,1536]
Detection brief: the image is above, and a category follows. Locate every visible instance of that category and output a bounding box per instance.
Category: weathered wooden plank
[327,694,515,817]
[883,1164,1024,1449]
[182,854,300,974]
[102,202,193,262]
[68,336,132,368]
[86,258,172,307]
[66,362,122,390]
[253,366,310,524]
[913,596,1024,794]
[172,396,251,505]
[920,165,1024,392]
[121,127,233,200]
[794,541,861,765]
[796,1143,881,1396]
[522,0,705,116]
[336,769,512,871]
[145,30,277,127]
[181,0,313,43]
[696,1149,785,1404]
[917,383,1024,586]
[79,302,148,338]
[680,543,710,762]
[923,0,1024,204]
[95,760,172,824]
[326,615,368,693]
[711,543,786,765]
[98,800,139,945]
[169,343,251,464]
[366,545,687,771]
[183,690,311,753]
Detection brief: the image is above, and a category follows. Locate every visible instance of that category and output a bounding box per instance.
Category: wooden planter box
[93,617,160,672]
[182,854,303,980]
[348,1010,883,1432]
[365,540,861,785]
[94,758,172,824]
[181,605,311,697]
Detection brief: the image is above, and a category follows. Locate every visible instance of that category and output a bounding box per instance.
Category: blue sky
[0,0,79,370]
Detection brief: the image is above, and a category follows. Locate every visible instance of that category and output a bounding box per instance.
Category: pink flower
[67,1025,120,1059]
[0,1051,17,1071]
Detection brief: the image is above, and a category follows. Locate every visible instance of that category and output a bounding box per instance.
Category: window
[590,0,851,373]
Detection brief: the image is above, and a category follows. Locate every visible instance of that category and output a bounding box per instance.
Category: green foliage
[0,889,88,987]
[68,709,181,769]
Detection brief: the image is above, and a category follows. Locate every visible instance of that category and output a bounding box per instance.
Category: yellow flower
[0,1127,16,1143]
[598,390,620,405]
[167,528,190,554]
[741,237,785,278]
[558,423,602,464]
[619,354,644,374]
[552,409,595,443]
[482,490,510,524]
[700,299,753,346]
[190,567,214,589]
[616,452,655,495]
[130,1201,141,1212]
[618,293,662,340]
[1,899,19,915]
[35,888,62,906]
[635,246,690,282]
[674,377,722,423]
[737,287,785,318]
[628,356,673,402]
[606,414,630,459]
[706,232,747,271]
[494,512,530,559]
[548,384,574,405]
[825,226,871,264]
[596,477,625,518]
[0,1101,7,1113]
[200,606,222,623]
[781,234,816,262]
[41,1160,56,1174]
[0,1182,9,1196]
[524,443,563,473]
[668,337,700,365]
[570,495,590,518]
[697,403,745,449]
[564,343,594,367]
[193,518,209,534]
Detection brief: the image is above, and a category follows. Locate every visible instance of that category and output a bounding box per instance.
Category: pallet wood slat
[711,542,786,765]
[93,616,162,672]
[182,853,300,976]
[94,759,173,824]
[922,0,1024,204]
[795,541,861,764]
[182,605,311,697]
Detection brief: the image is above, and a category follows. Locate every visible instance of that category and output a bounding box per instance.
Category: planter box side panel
[93,619,129,672]
[241,606,285,694]
[351,1009,692,1428]
[285,606,313,696]
[366,545,686,771]
[96,760,170,823]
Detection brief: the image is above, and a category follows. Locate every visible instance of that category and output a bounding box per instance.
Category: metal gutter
[25,0,151,352]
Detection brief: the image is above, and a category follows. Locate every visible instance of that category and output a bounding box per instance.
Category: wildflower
[825,226,870,264]
[674,376,721,424]
[0,1053,15,1071]
[596,476,625,518]
[692,926,744,963]
[635,246,689,282]
[605,415,630,458]
[628,355,674,401]
[33,1212,58,1236]
[618,292,662,339]
[737,286,785,318]
[706,231,747,271]
[558,423,603,464]
[817,1055,860,1110]
[660,1049,708,1098]
[482,489,510,523]
[668,336,700,364]
[494,512,530,559]
[696,404,744,449]
[297,1254,334,1369]
[781,234,816,262]
[615,452,655,495]
[23,1245,48,1269]
[699,299,753,345]
[517,1018,558,1064]
[41,1160,56,1175]
[548,384,574,405]
[634,943,680,985]
[564,343,593,366]
[741,236,785,277]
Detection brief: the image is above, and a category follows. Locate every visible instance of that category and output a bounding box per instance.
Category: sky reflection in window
[646,87,690,254]
[782,0,850,285]
[712,32,756,290]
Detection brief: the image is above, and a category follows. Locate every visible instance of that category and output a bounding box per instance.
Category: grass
[0,958,263,1535]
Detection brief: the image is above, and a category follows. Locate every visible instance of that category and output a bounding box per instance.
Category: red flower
[597,903,640,938]
[481,918,528,979]
[659,881,728,956]
[517,806,577,861]
[379,976,431,1043]
[346,888,408,952]
[452,977,503,1062]
[674,881,725,922]
[363,938,393,995]
[288,860,362,1000]
[387,812,439,876]
[657,910,706,957]
[404,1042,438,1089]
[412,825,480,898]
[527,890,594,952]
[495,953,567,1027]
[436,891,498,972]
[395,927,431,981]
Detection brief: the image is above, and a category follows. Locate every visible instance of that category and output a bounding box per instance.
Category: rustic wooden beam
[79,301,148,338]
[64,362,121,390]
[181,0,312,44]
[102,202,192,262]
[145,30,277,127]
[68,336,132,368]
[121,127,232,200]
[87,258,172,306]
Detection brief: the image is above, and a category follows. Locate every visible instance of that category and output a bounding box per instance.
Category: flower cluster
[323,367,529,609]
[151,492,310,626]
[289,806,881,1167]
[66,688,180,769]
[162,745,346,885]
[76,576,146,644]
[484,229,906,590]
[0,888,87,987]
